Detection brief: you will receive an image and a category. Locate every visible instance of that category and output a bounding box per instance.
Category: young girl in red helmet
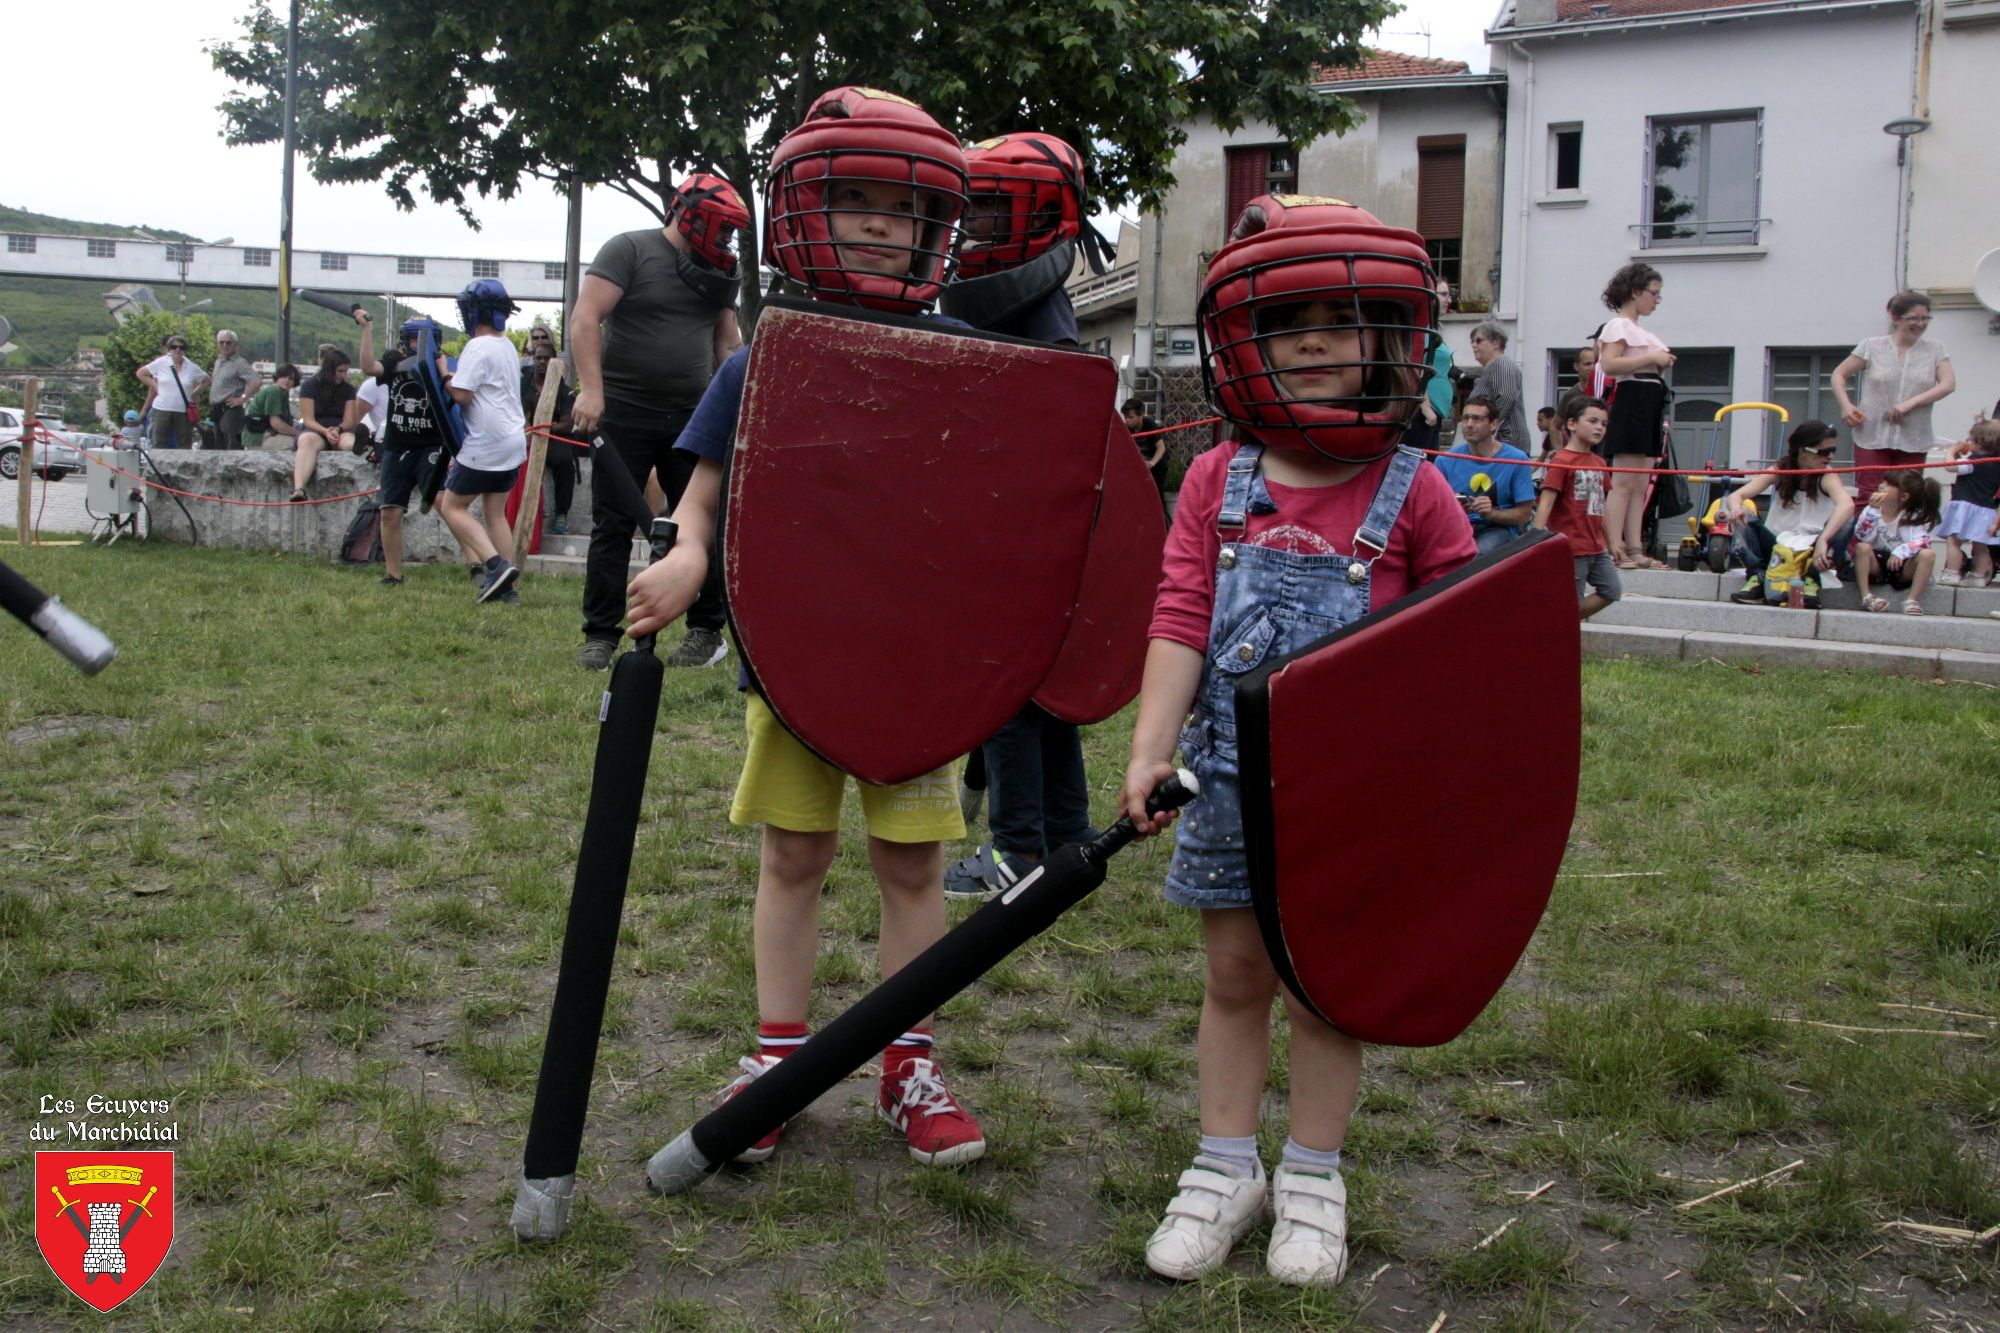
[627,87,990,1171]
[1119,195,1476,1285]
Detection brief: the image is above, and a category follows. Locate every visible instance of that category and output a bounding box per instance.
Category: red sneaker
[721,1054,785,1163]
[878,1057,987,1166]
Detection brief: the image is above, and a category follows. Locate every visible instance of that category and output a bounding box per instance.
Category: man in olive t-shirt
[569,224,741,669]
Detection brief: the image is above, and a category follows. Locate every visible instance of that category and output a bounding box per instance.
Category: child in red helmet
[1119,195,1476,1286]
[627,87,988,1172]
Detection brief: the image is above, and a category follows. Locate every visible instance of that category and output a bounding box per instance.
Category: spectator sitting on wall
[1724,420,1855,608]
[243,364,299,450]
[290,312,372,501]
[1430,394,1537,555]
[1467,320,1529,450]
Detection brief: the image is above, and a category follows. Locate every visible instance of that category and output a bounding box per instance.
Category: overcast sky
[14,0,1502,262]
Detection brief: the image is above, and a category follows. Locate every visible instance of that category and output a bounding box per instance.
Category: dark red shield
[36,1151,175,1312]
[725,299,1115,785]
[1031,416,1166,724]
[1236,533,1580,1046]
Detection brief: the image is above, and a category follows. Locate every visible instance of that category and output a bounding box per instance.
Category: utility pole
[278,0,301,363]
[563,172,584,340]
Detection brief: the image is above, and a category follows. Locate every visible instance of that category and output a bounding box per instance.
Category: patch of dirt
[5,715,136,745]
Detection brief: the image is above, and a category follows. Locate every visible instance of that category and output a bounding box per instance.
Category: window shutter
[1225,147,1269,240]
[1416,138,1466,242]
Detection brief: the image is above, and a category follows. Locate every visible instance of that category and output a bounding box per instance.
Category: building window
[243,248,273,267]
[397,256,426,276]
[87,239,117,259]
[1767,348,1854,462]
[165,243,195,265]
[1665,348,1734,459]
[1550,125,1583,192]
[544,262,565,282]
[320,252,348,271]
[1224,144,1297,239]
[471,259,501,279]
[1645,112,1761,246]
[1417,135,1466,289]
[6,234,35,254]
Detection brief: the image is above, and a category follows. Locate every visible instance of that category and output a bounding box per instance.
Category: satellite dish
[1973,248,2000,314]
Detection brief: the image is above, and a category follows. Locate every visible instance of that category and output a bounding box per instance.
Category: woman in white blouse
[1832,291,1955,499]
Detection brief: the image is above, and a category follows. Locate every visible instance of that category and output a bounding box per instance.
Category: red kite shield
[1032,415,1166,725]
[725,299,1114,785]
[1236,533,1580,1047]
[36,1151,174,1312]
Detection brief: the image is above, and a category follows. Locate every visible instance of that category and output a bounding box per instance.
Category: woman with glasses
[1594,262,1674,570]
[135,336,210,449]
[1832,291,1956,498]
[1722,420,1855,608]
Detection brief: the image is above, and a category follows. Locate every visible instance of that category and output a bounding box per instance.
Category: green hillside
[0,203,197,243]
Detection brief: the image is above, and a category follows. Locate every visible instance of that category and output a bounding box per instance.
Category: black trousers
[581,396,726,642]
[981,704,1092,860]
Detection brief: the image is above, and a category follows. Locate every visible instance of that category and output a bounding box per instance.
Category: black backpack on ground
[340,499,384,564]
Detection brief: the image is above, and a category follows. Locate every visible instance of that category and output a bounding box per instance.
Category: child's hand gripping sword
[642,768,1198,1196]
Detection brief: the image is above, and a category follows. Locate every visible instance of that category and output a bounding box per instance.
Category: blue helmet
[456,278,519,333]
[399,315,445,347]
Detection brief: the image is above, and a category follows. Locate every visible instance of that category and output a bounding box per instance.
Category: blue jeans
[981,705,1090,859]
[1733,517,1855,580]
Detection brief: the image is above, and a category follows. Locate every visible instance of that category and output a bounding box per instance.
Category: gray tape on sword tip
[511,1173,576,1242]
[645,1131,714,1196]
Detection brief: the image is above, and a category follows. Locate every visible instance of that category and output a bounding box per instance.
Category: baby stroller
[1673,403,1787,573]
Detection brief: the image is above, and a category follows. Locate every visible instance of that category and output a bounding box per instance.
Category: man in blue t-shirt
[1429,394,1535,554]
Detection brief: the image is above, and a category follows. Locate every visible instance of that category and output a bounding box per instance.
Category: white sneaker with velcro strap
[1144,1159,1266,1280]
[1265,1165,1350,1286]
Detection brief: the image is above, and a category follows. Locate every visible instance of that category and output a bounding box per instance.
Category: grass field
[1,538,1996,1331]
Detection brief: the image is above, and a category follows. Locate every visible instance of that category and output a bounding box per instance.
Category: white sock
[1195,1134,1261,1180]
[1281,1138,1342,1175]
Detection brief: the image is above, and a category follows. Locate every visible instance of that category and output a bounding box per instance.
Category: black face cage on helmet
[767,151,969,310]
[1197,248,1439,462]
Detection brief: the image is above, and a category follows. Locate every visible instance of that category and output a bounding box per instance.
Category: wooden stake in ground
[16,379,38,545]
[512,365,564,559]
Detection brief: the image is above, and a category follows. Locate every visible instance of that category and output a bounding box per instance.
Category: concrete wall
[1906,0,2000,421]
[1490,4,1993,464]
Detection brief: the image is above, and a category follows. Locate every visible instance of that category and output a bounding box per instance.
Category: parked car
[0,407,87,480]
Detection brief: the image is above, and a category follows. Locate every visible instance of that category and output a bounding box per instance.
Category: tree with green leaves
[103,313,216,421]
[211,0,1393,324]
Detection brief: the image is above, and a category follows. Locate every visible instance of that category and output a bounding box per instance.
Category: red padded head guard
[1199,194,1437,463]
[957,133,1084,278]
[669,173,751,275]
[765,87,969,315]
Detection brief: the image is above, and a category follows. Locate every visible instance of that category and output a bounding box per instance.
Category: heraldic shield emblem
[724,298,1116,785]
[36,1151,174,1311]
[1235,533,1581,1047]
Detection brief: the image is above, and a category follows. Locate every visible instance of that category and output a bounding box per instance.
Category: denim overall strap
[1216,441,1279,533]
[1354,447,1426,557]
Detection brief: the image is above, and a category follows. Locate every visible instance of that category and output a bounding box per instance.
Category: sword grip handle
[1083,767,1199,864]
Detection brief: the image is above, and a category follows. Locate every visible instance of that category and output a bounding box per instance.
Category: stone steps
[1587,570,2000,683]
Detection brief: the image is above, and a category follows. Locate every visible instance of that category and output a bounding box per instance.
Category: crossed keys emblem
[49,1182,156,1283]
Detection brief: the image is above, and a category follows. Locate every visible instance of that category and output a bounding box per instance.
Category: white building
[1488,0,1992,466]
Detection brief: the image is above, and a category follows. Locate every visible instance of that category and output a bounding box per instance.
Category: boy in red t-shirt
[1534,396,1621,619]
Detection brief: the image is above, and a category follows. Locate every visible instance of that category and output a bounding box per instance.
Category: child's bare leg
[1975,543,1996,578]
[1944,537,1965,576]
[753,827,839,1023]
[1907,548,1936,601]
[1197,909,1282,1137]
[1581,593,1613,620]
[1280,991,1362,1152]
[868,836,946,985]
[1854,544,1877,598]
[439,490,497,565]
[480,495,515,563]
[380,506,405,579]
[292,432,323,491]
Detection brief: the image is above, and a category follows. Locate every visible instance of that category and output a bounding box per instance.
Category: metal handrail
[1630,218,1771,246]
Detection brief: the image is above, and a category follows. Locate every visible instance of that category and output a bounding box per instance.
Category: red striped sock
[883,1028,934,1075]
[758,1020,809,1062]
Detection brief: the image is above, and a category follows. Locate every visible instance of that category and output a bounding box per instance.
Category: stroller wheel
[1706,535,1731,574]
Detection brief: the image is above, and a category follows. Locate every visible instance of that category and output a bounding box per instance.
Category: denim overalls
[1163,442,1425,908]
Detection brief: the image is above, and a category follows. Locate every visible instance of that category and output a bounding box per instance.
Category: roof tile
[1312,49,1472,83]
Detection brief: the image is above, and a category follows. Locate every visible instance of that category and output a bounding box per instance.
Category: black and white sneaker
[477,559,520,604]
[665,627,728,668]
[942,843,1036,901]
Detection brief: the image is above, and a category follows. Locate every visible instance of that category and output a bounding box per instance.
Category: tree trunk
[723,132,765,336]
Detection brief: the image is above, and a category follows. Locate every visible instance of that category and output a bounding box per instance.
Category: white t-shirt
[144,355,210,412]
[452,335,528,472]
[1596,317,1670,384]
[355,378,389,438]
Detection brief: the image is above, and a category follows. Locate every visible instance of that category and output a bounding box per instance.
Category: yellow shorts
[730,693,966,843]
